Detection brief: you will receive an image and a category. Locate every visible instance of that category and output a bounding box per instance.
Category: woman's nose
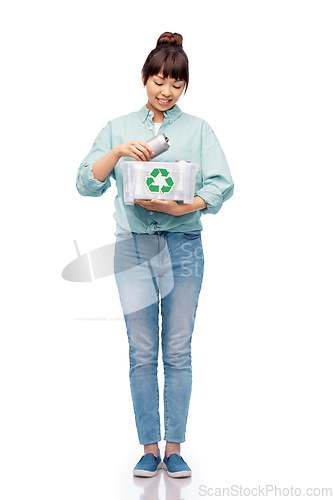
[161,86,172,96]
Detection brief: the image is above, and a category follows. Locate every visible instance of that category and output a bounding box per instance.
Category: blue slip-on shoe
[162,453,192,478]
[133,450,163,477]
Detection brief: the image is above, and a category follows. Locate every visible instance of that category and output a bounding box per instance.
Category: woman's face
[143,72,185,117]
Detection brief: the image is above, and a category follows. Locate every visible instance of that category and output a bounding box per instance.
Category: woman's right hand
[115,140,154,161]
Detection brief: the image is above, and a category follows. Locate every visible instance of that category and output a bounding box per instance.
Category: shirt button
[150,211,154,215]
[149,127,153,130]
[170,118,172,121]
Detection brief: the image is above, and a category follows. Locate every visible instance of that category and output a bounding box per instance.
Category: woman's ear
[141,70,145,86]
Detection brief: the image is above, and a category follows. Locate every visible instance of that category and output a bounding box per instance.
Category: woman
[76,32,234,478]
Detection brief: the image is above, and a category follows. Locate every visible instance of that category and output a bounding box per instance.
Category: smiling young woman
[141,32,189,124]
[76,31,234,478]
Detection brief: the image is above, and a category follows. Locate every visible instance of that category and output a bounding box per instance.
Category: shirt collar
[139,103,182,123]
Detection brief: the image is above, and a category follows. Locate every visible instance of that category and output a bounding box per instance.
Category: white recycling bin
[121,161,199,206]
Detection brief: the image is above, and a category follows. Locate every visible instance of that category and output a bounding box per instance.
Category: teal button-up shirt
[76,104,234,234]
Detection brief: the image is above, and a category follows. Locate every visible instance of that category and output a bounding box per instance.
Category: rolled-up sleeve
[196,121,234,215]
[76,122,114,197]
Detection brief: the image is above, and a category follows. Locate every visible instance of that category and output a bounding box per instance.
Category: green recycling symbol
[145,167,175,194]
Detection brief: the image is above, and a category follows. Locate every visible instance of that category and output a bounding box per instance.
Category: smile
[157,98,172,105]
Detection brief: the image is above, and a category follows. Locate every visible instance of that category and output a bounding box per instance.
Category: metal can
[146,133,170,159]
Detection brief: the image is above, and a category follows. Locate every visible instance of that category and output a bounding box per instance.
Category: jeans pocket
[180,230,201,240]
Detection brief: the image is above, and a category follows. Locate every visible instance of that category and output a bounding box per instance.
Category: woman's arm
[134,196,207,216]
[195,121,234,214]
[92,141,155,182]
[91,148,121,182]
[77,120,154,196]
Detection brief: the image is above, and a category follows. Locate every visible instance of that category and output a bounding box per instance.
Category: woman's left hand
[134,199,185,216]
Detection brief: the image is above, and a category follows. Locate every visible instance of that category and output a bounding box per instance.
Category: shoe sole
[162,461,192,478]
[133,461,163,477]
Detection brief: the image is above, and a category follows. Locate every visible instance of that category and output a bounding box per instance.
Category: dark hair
[142,32,189,93]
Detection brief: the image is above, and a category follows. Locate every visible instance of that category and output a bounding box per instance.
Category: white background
[1,0,332,498]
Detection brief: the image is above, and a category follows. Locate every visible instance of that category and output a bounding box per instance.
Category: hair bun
[156,32,183,48]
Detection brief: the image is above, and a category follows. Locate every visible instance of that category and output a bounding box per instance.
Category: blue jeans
[114,231,204,445]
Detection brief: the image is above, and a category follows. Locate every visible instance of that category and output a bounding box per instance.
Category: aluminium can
[146,133,170,159]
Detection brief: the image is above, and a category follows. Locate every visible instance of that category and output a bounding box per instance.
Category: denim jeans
[114,231,204,445]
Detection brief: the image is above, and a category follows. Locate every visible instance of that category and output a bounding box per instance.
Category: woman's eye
[154,82,182,89]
